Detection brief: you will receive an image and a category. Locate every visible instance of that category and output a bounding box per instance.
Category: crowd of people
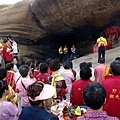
[0,34,120,120]
[0,51,120,119]
[0,35,18,67]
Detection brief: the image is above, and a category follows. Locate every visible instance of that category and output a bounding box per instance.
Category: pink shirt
[17,77,35,107]
[94,64,106,83]
[14,71,21,89]
[60,69,74,91]
[0,101,18,120]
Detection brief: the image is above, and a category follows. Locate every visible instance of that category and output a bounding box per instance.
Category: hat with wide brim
[32,84,55,101]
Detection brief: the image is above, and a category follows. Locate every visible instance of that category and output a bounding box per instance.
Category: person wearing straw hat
[19,81,59,120]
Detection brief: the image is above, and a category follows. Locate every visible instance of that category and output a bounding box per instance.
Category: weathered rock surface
[0,0,120,59]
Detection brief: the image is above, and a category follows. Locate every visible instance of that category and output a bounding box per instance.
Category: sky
[0,0,22,5]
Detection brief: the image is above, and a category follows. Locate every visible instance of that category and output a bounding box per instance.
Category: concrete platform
[72,46,120,72]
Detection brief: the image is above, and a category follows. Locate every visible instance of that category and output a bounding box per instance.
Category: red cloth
[33,70,39,78]
[71,79,92,106]
[102,76,120,119]
[6,71,16,90]
[3,45,12,62]
[47,67,52,75]
[35,73,50,84]
[72,69,76,81]
[29,71,39,78]
[60,88,67,97]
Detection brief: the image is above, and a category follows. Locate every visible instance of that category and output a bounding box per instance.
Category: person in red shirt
[71,66,92,106]
[102,60,120,119]
[35,63,50,83]
[3,38,13,65]
[77,82,119,120]
[5,62,15,90]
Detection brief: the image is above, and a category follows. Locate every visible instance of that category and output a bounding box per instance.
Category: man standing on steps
[96,33,107,63]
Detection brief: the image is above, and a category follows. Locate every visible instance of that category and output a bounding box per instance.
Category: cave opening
[36,24,101,61]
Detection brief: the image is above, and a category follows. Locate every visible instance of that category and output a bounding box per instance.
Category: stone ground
[60,44,120,73]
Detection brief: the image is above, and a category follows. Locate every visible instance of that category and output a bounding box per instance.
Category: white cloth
[71,47,76,53]
[0,55,2,64]
[12,41,18,54]
[13,64,18,73]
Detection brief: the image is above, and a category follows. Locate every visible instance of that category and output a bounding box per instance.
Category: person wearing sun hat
[19,81,59,120]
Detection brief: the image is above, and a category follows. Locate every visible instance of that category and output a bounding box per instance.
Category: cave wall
[0,0,120,60]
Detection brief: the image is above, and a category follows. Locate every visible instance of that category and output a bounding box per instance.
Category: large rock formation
[0,0,120,60]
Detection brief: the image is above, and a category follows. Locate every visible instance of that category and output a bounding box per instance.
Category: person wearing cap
[19,81,59,120]
[96,33,107,63]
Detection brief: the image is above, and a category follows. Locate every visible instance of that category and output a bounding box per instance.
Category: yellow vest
[97,37,107,47]
[6,86,17,103]
[51,74,65,98]
[58,47,63,54]
[63,47,68,53]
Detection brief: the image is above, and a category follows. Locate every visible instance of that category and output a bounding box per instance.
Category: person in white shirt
[71,45,78,61]
[11,57,18,73]
[12,39,18,55]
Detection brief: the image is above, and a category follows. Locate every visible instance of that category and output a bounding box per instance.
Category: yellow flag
[75,106,81,116]
[102,64,110,80]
